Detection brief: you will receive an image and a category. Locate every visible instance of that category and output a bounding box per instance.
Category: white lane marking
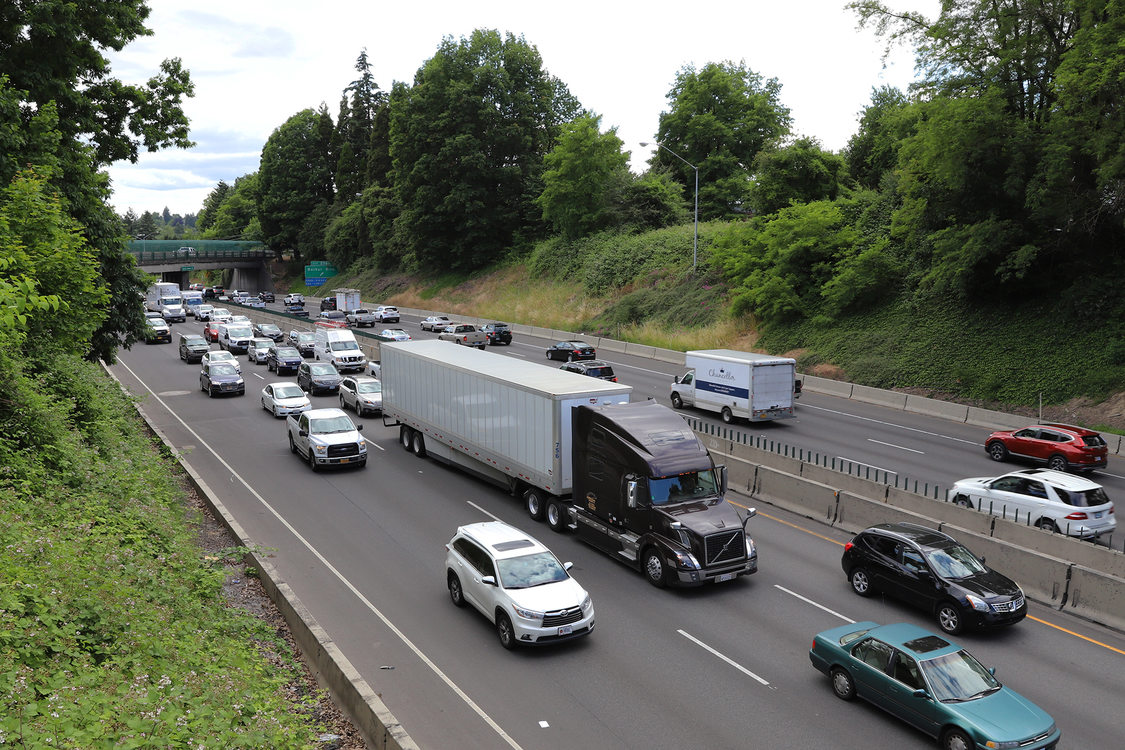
[774,585,855,624]
[677,629,770,686]
[253,372,265,380]
[799,402,978,445]
[838,457,898,476]
[538,721,549,729]
[867,438,924,454]
[467,501,505,522]
[115,358,524,750]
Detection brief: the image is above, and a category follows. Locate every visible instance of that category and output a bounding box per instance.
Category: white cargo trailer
[671,349,797,423]
[381,340,631,496]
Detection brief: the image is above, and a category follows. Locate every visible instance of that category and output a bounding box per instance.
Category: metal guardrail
[129,249,269,263]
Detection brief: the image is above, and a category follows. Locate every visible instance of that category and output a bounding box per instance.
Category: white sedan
[380,328,411,341]
[260,382,311,418]
[420,315,450,331]
[201,349,242,374]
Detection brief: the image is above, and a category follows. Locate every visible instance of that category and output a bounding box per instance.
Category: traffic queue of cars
[144,290,1122,747]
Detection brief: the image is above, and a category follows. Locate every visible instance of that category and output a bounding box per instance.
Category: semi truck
[144,282,186,322]
[671,349,799,424]
[381,340,757,587]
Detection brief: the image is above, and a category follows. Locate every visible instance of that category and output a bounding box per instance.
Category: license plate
[716,572,735,582]
[339,458,349,464]
[1095,511,1103,518]
[557,625,573,636]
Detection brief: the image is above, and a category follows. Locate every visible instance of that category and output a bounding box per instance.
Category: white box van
[218,323,254,354]
[671,349,798,424]
[314,325,367,372]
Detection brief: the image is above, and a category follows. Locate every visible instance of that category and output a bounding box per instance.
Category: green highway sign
[180,265,194,271]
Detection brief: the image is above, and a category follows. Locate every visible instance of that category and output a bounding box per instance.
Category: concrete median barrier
[938,526,1069,607]
[850,384,908,410]
[800,462,891,498]
[1065,566,1125,632]
[751,466,839,524]
[598,338,628,353]
[800,375,853,399]
[835,492,939,535]
[995,522,1125,580]
[652,347,685,365]
[904,394,969,422]
[624,342,657,358]
[965,406,1028,430]
[884,488,996,535]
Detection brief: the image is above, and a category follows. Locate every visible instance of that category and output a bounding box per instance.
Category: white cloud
[106,0,938,216]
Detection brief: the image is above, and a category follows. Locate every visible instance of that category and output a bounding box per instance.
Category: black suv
[559,359,617,382]
[841,523,1026,635]
[320,296,337,311]
[479,322,512,346]
[178,333,210,363]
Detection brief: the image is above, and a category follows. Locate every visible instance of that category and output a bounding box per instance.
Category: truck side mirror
[673,375,680,384]
[625,480,638,509]
[718,465,728,495]
[742,507,757,530]
[355,424,364,431]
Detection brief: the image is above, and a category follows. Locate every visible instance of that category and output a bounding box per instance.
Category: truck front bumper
[673,555,757,586]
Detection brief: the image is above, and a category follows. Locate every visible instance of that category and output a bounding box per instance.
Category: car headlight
[985,741,1021,749]
[512,604,544,621]
[965,594,990,612]
[235,379,244,385]
[672,549,700,570]
[314,444,327,454]
[580,595,593,612]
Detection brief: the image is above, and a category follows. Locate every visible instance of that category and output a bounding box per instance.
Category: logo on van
[706,367,736,382]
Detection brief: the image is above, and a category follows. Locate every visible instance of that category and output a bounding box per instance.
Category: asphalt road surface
[113,305,1125,749]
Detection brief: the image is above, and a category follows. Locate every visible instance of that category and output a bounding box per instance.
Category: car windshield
[211,309,230,316]
[330,340,360,351]
[496,551,569,589]
[273,384,304,399]
[260,325,280,334]
[274,347,299,358]
[357,381,382,394]
[649,470,718,505]
[919,650,1001,702]
[298,333,315,342]
[310,364,337,375]
[925,544,988,579]
[1057,486,1111,507]
[184,337,205,345]
[309,416,354,434]
[226,326,252,337]
[210,352,235,361]
[252,340,271,349]
[211,364,238,376]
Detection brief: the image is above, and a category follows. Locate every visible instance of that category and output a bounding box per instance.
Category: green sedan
[809,621,1059,750]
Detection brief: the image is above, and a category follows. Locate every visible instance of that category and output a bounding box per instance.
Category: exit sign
[180,265,194,271]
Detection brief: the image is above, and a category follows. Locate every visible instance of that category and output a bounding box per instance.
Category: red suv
[985,423,1107,473]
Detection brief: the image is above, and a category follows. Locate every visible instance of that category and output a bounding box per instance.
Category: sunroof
[904,636,950,654]
[492,540,535,552]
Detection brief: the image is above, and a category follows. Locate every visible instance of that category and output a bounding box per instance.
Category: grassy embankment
[0,351,331,745]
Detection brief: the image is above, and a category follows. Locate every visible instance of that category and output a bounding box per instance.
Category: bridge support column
[230,262,272,294]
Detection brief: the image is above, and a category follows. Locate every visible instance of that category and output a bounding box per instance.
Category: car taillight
[844,542,853,552]
[611,377,617,382]
[1065,512,1089,520]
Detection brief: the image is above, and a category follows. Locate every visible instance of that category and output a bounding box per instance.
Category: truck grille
[542,607,583,627]
[327,444,359,458]
[704,530,745,565]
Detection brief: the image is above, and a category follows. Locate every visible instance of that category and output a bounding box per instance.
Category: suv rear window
[585,366,613,378]
[1057,486,1110,507]
[1081,435,1106,447]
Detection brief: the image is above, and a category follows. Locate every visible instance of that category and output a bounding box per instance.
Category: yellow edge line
[728,501,1125,656]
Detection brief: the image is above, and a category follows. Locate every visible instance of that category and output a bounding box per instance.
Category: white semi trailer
[670,349,798,424]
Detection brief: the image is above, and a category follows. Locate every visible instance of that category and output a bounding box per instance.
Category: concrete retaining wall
[850,384,908,410]
[937,526,1070,607]
[1065,566,1125,633]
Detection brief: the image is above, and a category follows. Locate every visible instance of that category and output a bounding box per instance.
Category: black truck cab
[569,400,757,587]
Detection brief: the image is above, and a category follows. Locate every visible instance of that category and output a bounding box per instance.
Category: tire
[339,394,347,411]
[546,499,567,533]
[207,383,215,398]
[272,404,280,418]
[308,448,320,473]
[987,442,1009,462]
[937,601,963,635]
[525,488,546,521]
[1047,454,1069,472]
[830,667,856,701]
[400,425,414,452]
[496,612,517,650]
[941,728,973,750]
[642,548,667,588]
[545,351,551,360]
[447,573,465,608]
[412,431,426,457]
[670,393,683,409]
[849,568,873,597]
[1037,517,1060,533]
[721,407,734,424]
[952,494,974,509]
[289,434,297,454]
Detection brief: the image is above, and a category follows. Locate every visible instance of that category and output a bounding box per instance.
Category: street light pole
[642,141,698,272]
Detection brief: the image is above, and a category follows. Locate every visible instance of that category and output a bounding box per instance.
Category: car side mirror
[481,576,496,587]
[989,667,996,676]
[673,375,681,384]
[298,429,308,437]
[356,424,364,431]
[563,562,573,571]
[912,689,931,700]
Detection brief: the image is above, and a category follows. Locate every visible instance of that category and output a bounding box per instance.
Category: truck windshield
[330,341,360,351]
[161,296,182,305]
[649,470,718,506]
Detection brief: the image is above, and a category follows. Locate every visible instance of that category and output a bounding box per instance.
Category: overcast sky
[105,1,938,218]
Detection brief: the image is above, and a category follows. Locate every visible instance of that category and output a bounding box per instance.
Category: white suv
[948,468,1116,539]
[445,521,594,649]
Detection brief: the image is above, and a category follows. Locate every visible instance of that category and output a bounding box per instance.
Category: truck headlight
[512,605,543,621]
[745,538,757,557]
[358,439,366,451]
[314,444,327,454]
[672,549,700,570]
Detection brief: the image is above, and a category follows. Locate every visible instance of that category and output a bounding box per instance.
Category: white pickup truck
[286,408,367,472]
